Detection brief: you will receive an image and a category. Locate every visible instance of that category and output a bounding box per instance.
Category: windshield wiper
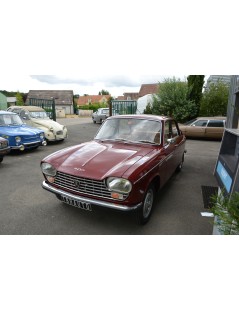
[137,140,157,144]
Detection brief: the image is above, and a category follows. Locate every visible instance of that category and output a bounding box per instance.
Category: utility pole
[226,75,239,128]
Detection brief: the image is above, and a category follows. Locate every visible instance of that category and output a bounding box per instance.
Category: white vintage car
[7,106,68,142]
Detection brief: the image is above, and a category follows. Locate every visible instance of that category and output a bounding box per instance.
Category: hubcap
[143,189,154,218]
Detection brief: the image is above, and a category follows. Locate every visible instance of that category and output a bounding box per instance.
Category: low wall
[78,109,93,116]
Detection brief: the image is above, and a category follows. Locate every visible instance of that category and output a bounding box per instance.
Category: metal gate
[28,98,56,121]
[111,100,137,115]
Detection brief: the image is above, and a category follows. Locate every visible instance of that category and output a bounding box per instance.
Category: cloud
[30,74,167,88]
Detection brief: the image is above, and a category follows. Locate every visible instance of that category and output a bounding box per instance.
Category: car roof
[195,116,226,120]
[107,114,171,121]
[0,110,16,115]
[9,105,45,112]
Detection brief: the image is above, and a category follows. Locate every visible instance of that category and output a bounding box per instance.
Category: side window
[12,109,20,115]
[164,120,179,142]
[172,120,179,137]
[193,120,208,127]
[164,121,170,143]
[207,120,224,127]
[20,110,30,120]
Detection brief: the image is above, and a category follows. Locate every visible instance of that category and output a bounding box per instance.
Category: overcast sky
[1,0,238,97]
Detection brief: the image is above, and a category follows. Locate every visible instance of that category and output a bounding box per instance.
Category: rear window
[207,120,224,127]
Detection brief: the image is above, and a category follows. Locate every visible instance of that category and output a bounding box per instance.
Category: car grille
[54,171,112,199]
[0,140,8,148]
[56,131,63,135]
[22,135,39,143]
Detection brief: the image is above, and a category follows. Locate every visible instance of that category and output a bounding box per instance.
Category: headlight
[50,127,54,132]
[40,133,44,139]
[41,162,57,176]
[106,177,132,194]
[15,136,21,143]
[1,135,9,139]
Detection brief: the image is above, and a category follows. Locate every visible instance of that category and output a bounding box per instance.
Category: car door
[162,120,180,182]
[187,119,208,138]
[205,120,225,139]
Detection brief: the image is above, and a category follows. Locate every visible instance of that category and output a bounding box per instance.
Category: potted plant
[211,191,239,235]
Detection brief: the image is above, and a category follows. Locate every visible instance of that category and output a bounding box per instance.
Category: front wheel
[136,184,155,225]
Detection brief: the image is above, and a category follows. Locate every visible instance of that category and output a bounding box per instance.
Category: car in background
[0,136,10,163]
[92,108,109,124]
[179,117,226,139]
[0,111,46,151]
[7,106,68,142]
[41,114,186,224]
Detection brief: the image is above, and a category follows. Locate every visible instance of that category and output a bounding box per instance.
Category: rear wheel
[0,157,3,163]
[136,184,155,224]
[176,154,184,172]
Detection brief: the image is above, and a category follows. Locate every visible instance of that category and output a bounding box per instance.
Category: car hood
[31,119,63,130]
[43,141,154,180]
[0,125,42,135]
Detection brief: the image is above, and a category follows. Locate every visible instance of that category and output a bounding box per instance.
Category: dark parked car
[41,115,186,224]
[0,111,47,151]
[0,136,10,163]
[179,117,226,139]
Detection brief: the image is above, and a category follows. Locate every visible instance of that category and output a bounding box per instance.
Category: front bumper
[0,146,10,156]
[42,181,142,212]
[11,140,47,150]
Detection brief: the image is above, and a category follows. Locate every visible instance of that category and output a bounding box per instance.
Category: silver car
[92,108,109,124]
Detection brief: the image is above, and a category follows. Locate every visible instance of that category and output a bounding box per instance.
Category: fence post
[52,98,56,121]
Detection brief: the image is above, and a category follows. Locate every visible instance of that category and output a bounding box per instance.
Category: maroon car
[41,115,186,224]
[0,137,10,163]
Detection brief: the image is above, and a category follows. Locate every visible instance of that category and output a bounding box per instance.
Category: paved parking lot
[0,117,221,234]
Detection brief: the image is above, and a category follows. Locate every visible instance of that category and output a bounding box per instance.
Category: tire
[176,154,184,172]
[136,184,155,225]
[0,157,3,163]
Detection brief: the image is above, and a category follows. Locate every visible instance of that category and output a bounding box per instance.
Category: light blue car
[0,110,47,151]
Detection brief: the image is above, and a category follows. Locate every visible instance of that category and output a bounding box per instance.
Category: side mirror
[167,138,176,144]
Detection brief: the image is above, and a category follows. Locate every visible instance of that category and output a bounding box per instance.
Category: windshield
[95,118,162,144]
[0,114,23,126]
[29,111,49,119]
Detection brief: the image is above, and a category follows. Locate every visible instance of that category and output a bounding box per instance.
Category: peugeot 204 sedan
[0,111,46,151]
[41,115,186,224]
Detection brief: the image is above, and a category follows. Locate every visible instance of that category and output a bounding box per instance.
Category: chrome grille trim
[54,171,112,199]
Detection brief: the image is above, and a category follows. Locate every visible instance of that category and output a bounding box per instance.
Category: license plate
[61,196,92,211]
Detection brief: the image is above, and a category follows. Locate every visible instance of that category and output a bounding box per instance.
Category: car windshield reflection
[29,111,49,119]
[0,114,23,126]
[95,118,162,144]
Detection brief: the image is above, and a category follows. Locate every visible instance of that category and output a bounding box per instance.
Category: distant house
[78,95,111,106]
[116,83,159,100]
[138,84,159,97]
[122,92,139,100]
[26,90,74,115]
[206,75,231,89]
[7,97,17,106]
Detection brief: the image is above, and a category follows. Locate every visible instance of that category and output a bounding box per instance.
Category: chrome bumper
[42,181,142,212]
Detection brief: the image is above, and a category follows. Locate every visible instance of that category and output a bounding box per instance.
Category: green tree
[152,77,197,123]
[16,91,24,106]
[99,89,110,95]
[200,80,229,116]
[187,75,205,117]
